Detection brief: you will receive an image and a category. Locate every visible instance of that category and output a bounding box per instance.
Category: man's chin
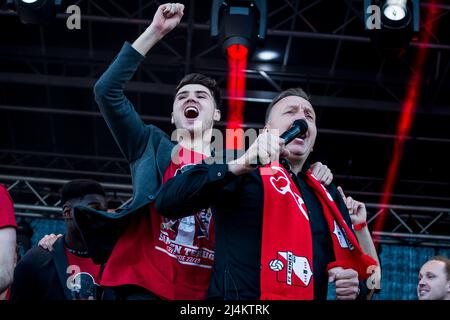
[418,293,431,300]
[287,147,310,159]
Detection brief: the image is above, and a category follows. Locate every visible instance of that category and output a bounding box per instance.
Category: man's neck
[65,230,87,253]
[287,156,307,175]
[178,130,212,157]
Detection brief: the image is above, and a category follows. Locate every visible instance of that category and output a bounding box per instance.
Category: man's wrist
[228,160,253,176]
[353,221,368,231]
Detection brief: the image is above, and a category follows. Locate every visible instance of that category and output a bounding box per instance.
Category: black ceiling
[0,0,449,211]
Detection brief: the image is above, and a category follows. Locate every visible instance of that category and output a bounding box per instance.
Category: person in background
[10,179,107,300]
[417,256,450,300]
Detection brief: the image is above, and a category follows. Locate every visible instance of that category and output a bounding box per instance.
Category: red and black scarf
[259,162,377,300]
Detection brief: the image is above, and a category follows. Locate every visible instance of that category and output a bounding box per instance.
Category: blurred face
[172,84,220,134]
[417,260,450,300]
[267,95,317,162]
[63,193,107,220]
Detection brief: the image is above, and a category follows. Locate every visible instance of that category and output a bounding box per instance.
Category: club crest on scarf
[269,166,309,221]
[333,221,354,250]
[269,252,313,287]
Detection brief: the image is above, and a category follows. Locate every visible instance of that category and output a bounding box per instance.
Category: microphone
[280,119,308,145]
[251,119,308,168]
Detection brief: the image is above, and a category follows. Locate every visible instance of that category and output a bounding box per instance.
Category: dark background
[0,0,449,235]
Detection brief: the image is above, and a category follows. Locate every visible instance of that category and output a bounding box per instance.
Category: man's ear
[62,206,72,219]
[213,109,221,121]
[171,112,175,124]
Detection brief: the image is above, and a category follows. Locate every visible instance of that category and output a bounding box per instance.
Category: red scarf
[259,162,377,300]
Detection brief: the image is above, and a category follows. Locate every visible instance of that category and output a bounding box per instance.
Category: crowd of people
[1,3,448,301]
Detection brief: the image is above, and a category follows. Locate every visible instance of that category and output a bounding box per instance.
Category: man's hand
[149,3,185,38]
[310,162,333,186]
[337,186,367,226]
[38,233,62,252]
[228,130,288,175]
[132,3,184,56]
[328,267,360,300]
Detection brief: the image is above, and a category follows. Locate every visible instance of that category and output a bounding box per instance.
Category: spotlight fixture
[364,0,420,50]
[383,0,408,22]
[365,0,419,31]
[256,50,279,61]
[6,0,63,25]
[211,0,267,59]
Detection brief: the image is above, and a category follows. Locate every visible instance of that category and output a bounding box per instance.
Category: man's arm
[0,227,16,292]
[336,186,382,298]
[9,248,44,301]
[132,3,184,56]
[155,163,235,218]
[93,3,184,162]
[336,186,381,269]
[156,131,284,217]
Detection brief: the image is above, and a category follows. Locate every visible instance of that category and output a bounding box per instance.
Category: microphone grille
[293,119,308,133]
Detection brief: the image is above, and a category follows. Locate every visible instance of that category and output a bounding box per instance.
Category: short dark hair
[265,87,310,123]
[175,73,222,110]
[429,256,450,280]
[60,179,106,206]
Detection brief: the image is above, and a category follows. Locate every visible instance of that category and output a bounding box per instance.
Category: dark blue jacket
[74,42,175,264]
[10,237,73,300]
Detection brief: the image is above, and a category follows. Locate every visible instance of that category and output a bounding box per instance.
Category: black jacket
[10,237,74,300]
[156,161,365,300]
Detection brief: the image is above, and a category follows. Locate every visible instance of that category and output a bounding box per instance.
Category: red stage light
[373,1,439,243]
[226,44,248,150]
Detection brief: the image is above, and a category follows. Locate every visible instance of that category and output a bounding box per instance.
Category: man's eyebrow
[304,105,316,116]
[176,90,211,97]
[284,104,315,116]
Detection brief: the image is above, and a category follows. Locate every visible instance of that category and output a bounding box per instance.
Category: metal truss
[2,148,449,205]
[1,174,448,247]
[366,203,450,247]
[0,149,131,182]
[1,0,449,106]
[0,174,132,220]
[0,0,449,247]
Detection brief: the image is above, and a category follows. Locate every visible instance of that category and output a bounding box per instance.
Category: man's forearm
[355,226,381,293]
[132,25,164,56]
[355,227,380,265]
[155,164,234,218]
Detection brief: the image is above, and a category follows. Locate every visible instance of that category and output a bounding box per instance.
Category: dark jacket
[73,42,175,264]
[156,161,367,300]
[10,237,73,300]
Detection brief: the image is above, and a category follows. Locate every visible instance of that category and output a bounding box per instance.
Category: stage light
[383,0,408,22]
[365,0,419,32]
[211,0,267,59]
[256,50,279,61]
[6,0,63,25]
[364,0,420,50]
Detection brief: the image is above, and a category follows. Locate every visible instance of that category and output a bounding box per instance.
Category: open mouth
[295,133,307,142]
[418,288,429,296]
[184,106,199,119]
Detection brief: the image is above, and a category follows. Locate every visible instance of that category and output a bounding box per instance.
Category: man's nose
[295,109,306,118]
[186,94,198,102]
